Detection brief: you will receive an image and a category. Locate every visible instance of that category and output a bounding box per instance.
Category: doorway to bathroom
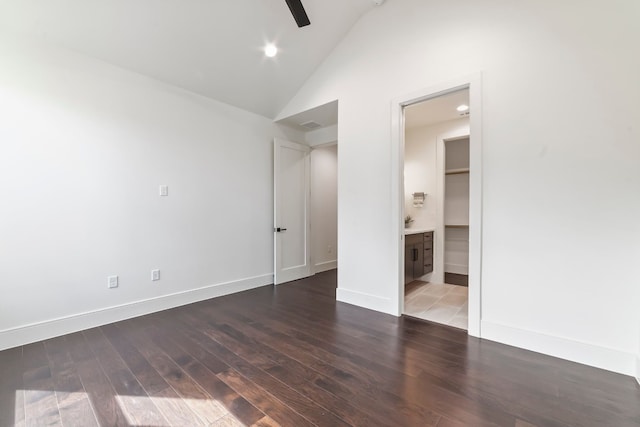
[392,75,482,336]
[401,88,471,330]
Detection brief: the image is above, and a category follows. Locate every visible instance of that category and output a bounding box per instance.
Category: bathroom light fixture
[264,44,278,57]
[456,104,469,112]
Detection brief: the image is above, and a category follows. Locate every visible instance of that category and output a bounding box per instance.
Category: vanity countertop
[404,227,435,235]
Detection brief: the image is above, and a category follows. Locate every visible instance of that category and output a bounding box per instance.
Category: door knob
[275,227,287,232]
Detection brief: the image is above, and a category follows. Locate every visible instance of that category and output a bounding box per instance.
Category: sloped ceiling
[0,0,376,118]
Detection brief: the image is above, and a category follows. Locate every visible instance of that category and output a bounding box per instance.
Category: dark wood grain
[217,368,314,427]
[166,314,351,426]
[43,336,97,427]
[0,347,24,427]
[114,318,248,425]
[204,288,503,425]
[128,319,265,426]
[22,342,62,426]
[65,332,129,426]
[82,327,169,426]
[99,322,208,426]
[201,303,441,426]
[1,270,639,426]
[197,318,380,426]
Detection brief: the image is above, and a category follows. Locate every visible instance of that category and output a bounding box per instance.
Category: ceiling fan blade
[285,0,311,27]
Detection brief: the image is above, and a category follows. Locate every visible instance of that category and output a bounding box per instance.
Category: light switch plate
[151,269,160,281]
[159,185,168,196]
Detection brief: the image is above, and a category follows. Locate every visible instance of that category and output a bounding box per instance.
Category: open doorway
[402,89,470,329]
[310,143,338,274]
[274,101,339,284]
[391,75,482,336]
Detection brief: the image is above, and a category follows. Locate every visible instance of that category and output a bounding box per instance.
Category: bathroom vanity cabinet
[404,231,434,284]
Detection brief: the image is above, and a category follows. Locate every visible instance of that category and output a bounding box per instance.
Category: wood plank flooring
[1,270,639,426]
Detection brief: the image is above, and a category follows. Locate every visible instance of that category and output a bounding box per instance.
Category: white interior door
[274,138,311,285]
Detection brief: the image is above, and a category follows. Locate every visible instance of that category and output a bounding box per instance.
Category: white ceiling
[0,0,377,119]
[404,89,470,129]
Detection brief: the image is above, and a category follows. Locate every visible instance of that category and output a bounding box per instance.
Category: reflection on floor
[404,281,468,330]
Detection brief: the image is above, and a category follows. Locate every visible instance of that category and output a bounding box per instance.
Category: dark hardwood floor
[1,270,639,426]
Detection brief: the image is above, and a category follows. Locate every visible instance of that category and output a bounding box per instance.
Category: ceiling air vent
[300,120,322,130]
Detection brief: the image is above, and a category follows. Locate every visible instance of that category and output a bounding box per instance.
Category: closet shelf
[445,224,469,228]
[445,168,470,175]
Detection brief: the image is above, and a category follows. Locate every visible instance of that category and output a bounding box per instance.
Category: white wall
[0,36,302,350]
[310,144,338,273]
[637,325,640,383]
[404,118,469,282]
[277,0,640,375]
[306,124,338,147]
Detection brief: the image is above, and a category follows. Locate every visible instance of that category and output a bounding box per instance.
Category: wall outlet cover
[108,275,119,289]
[151,269,160,281]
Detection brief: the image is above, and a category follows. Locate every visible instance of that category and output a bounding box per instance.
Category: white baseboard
[482,320,636,377]
[0,273,273,351]
[336,287,395,316]
[314,260,337,274]
[445,263,468,275]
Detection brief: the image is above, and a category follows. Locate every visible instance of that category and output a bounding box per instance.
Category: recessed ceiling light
[264,44,278,58]
[456,104,469,112]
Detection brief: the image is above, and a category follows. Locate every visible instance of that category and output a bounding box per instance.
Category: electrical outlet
[108,275,119,289]
[328,245,333,254]
[151,269,160,281]
[159,185,168,196]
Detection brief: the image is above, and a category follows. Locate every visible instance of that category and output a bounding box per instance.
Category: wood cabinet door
[404,243,414,284]
[415,244,424,277]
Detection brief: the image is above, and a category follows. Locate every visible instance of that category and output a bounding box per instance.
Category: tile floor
[404,281,468,329]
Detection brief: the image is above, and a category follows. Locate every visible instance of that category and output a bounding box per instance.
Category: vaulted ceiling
[0,0,378,118]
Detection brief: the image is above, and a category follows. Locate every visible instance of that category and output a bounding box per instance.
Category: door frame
[390,73,483,337]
